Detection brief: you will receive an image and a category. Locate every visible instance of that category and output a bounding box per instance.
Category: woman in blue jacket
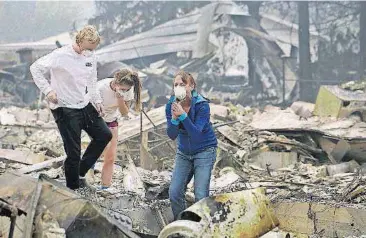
[166,70,217,220]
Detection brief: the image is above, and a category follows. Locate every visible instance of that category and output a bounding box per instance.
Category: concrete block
[250,151,298,170]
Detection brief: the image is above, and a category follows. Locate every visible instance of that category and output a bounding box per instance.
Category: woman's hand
[171,106,177,119]
[172,102,185,118]
[116,92,123,99]
[117,95,129,116]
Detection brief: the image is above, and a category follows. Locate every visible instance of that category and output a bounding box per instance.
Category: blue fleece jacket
[165,90,217,155]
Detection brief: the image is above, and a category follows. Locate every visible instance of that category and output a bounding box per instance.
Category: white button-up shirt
[30,44,102,110]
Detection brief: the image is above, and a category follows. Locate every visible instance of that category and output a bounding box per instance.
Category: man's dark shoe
[79,177,96,191]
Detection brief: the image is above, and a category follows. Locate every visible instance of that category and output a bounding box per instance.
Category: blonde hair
[114,69,142,112]
[75,25,100,45]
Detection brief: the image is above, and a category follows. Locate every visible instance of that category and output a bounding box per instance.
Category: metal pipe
[142,109,157,129]
[8,215,16,238]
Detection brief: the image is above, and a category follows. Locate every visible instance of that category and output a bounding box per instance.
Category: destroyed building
[0,2,326,108]
[0,32,73,107]
[1,1,366,238]
[2,82,366,237]
[95,2,326,107]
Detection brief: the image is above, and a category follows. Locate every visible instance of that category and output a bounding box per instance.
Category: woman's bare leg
[101,127,118,187]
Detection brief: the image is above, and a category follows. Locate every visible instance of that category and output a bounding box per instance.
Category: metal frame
[0,200,19,238]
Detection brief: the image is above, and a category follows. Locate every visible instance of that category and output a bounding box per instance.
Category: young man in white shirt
[30,25,112,190]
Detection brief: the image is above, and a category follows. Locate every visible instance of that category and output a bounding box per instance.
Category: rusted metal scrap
[158,188,279,238]
[0,172,140,238]
[0,199,21,238]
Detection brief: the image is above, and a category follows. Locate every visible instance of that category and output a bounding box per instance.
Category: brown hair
[171,70,196,95]
[174,70,196,88]
[114,69,142,112]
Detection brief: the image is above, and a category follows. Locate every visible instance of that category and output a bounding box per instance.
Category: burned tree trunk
[298,1,313,102]
[359,1,366,79]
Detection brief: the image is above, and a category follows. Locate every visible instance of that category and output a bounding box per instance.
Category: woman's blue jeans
[169,147,217,220]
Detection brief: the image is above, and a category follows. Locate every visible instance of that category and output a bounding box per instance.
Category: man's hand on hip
[46,90,58,104]
[95,103,105,117]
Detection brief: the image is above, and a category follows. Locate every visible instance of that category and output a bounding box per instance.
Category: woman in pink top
[93,69,141,189]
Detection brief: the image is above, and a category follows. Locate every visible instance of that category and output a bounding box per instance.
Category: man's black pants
[51,103,112,189]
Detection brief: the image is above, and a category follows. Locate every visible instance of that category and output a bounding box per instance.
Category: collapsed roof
[96,2,326,103]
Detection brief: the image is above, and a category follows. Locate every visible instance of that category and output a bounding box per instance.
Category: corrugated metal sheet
[0,43,58,51]
[154,13,200,28]
[98,42,194,63]
[0,32,72,52]
[101,24,198,51]
[96,2,324,64]
[97,34,196,62]
[97,3,251,62]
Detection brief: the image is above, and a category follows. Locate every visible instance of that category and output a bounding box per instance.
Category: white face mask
[118,89,130,98]
[82,50,94,58]
[174,86,186,101]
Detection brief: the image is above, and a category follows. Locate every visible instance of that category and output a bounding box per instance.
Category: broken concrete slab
[210,104,229,120]
[347,160,361,173]
[331,139,351,162]
[250,108,307,130]
[248,151,298,170]
[273,201,366,237]
[327,162,351,176]
[326,160,360,177]
[210,170,240,192]
[318,137,338,164]
[0,107,53,127]
[25,129,64,157]
[318,119,356,131]
[217,139,238,153]
[0,148,45,165]
[0,110,16,125]
[217,125,244,148]
[12,108,37,125]
[249,105,366,140]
